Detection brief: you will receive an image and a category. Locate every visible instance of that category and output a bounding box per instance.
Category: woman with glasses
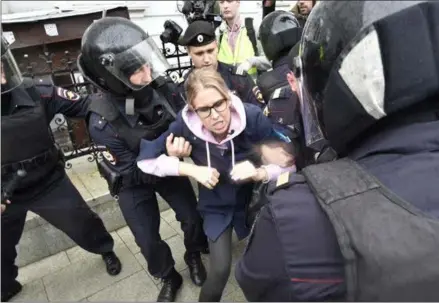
[136,67,295,301]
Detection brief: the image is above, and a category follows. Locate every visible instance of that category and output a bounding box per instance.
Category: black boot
[1,280,22,302]
[184,251,207,286]
[102,251,122,276]
[157,268,183,302]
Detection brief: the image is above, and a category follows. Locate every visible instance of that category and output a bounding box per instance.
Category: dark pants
[117,176,207,278]
[199,226,233,302]
[1,170,114,290]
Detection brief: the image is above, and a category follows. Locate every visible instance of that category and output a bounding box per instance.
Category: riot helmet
[290,1,439,156]
[78,17,170,96]
[1,34,23,94]
[259,11,302,62]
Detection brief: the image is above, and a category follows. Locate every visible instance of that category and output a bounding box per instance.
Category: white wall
[2,1,297,68]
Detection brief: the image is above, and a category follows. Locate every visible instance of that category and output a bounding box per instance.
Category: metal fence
[17,41,192,168]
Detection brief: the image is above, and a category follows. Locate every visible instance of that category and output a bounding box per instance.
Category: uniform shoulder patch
[263,105,270,117]
[252,86,265,104]
[56,87,81,101]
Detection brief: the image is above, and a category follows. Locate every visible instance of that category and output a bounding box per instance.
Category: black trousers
[199,226,233,302]
[117,176,207,278]
[1,169,114,290]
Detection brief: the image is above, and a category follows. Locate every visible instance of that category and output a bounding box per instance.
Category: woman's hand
[231,161,269,183]
[166,133,192,158]
[193,166,220,190]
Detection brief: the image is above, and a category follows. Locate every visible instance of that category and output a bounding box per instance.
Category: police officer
[77,17,208,302]
[1,35,121,302]
[257,10,314,170]
[235,1,439,301]
[178,20,266,108]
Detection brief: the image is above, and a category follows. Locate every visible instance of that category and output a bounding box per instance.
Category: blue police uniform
[259,54,314,169]
[235,116,439,301]
[87,89,208,278]
[1,80,116,297]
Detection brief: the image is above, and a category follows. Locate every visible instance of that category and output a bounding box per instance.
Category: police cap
[179,20,216,47]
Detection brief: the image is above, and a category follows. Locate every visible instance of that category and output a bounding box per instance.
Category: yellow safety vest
[217,28,257,76]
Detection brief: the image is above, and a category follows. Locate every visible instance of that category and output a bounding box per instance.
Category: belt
[1,147,59,176]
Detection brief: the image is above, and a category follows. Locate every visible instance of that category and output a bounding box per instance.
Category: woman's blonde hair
[184,68,230,108]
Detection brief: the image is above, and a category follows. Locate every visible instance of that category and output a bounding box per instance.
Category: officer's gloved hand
[236,60,253,75]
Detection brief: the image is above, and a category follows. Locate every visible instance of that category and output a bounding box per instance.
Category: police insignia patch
[197,34,204,43]
[252,86,265,104]
[263,106,270,116]
[56,87,81,101]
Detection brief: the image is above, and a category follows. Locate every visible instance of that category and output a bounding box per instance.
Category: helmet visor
[101,37,171,91]
[292,55,327,152]
[1,48,23,94]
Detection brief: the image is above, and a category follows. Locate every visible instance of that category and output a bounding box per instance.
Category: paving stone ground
[14,208,247,302]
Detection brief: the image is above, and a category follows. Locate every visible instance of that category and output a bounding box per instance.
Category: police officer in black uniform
[1,35,121,302]
[235,1,439,301]
[257,11,315,170]
[178,20,266,108]
[77,17,207,302]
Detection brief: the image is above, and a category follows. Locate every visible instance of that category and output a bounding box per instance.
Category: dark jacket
[235,113,439,301]
[88,87,185,187]
[136,95,288,241]
[1,81,91,195]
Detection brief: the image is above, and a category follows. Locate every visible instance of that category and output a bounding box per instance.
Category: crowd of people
[2,0,439,302]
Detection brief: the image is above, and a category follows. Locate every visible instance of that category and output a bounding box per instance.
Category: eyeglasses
[194,99,228,118]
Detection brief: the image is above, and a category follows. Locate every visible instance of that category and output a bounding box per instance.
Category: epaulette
[267,171,306,195]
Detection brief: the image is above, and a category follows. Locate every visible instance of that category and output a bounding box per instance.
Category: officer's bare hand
[1,200,11,214]
[193,166,220,190]
[287,72,298,93]
[166,133,192,158]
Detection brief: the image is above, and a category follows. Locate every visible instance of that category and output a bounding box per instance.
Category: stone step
[17,156,199,268]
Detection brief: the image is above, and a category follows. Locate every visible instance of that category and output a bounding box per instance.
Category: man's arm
[247,55,272,72]
[36,85,91,120]
[234,70,266,108]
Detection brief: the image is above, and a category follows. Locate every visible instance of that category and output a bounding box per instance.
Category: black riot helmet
[78,17,170,96]
[1,34,23,94]
[290,1,439,156]
[259,11,302,62]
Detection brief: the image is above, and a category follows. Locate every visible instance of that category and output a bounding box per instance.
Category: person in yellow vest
[216,0,271,79]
